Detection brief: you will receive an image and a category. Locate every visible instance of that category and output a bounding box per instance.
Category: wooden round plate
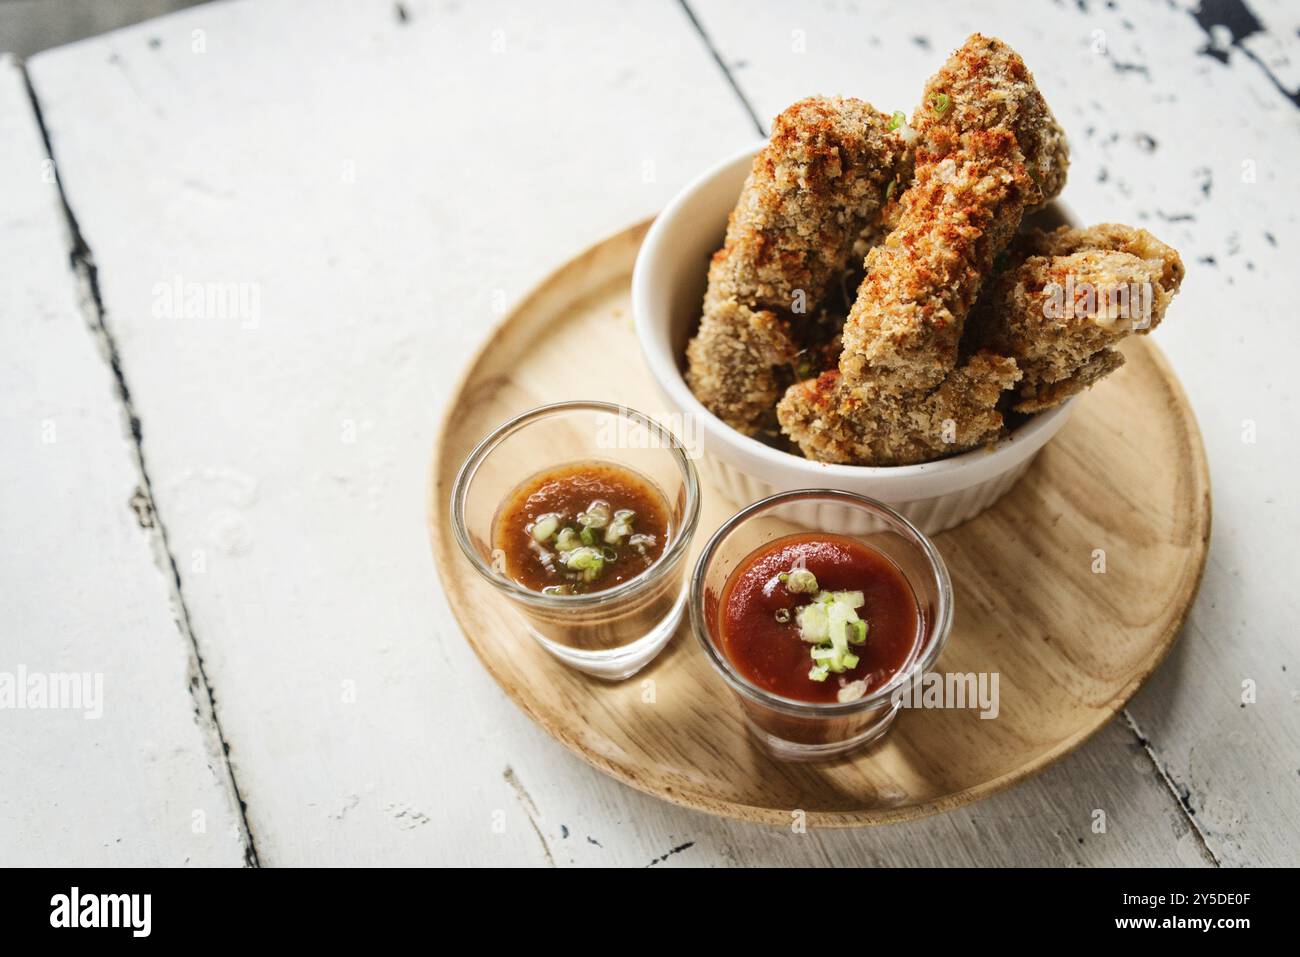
[429,221,1211,827]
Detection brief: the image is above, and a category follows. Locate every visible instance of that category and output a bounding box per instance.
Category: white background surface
[2,0,1297,866]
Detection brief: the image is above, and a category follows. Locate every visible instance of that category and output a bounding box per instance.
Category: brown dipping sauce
[493,461,670,595]
[718,533,921,703]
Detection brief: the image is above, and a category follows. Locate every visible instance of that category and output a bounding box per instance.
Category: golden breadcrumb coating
[687,96,909,434]
[1013,349,1125,414]
[706,97,912,312]
[837,33,1068,400]
[777,354,1021,466]
[913,33,1069,205]
[781,34,1071,464]
[685,35,1165,468]
[837,127,1035,398]
[1009,222,1185,289]
[968,225,1184,411]
[685,301,796,437]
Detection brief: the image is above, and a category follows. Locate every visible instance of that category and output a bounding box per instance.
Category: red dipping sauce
[718,533,921,704]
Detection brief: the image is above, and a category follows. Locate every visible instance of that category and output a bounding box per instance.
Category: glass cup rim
[450,399,701,609]
[689,488,954,717]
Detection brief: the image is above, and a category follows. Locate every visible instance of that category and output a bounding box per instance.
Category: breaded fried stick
[778,354,1021,465]
[915,33,1069,204]
[837,127,1036,398]
[685,301,797,435]
[838,34,1064,398]
[967,225,1184,412]
[779,35,1070,465]
[686,97,910,436]
[708,97,912,313]
[1010,222,1184,289]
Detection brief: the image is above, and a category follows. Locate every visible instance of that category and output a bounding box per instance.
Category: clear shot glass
[690,489,952,761]
[451,401,700,680]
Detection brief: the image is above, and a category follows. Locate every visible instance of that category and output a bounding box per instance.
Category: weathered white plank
[498,715,1212,867]
[0,54,246,867]
[689,0,1300,865]
[23,0,763,866]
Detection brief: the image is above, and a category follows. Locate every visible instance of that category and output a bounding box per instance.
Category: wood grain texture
[0,56,246,866]
[431,221,1211,826]
[689,0,1300,865]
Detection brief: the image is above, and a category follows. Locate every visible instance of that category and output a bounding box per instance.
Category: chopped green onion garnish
[579,526,595,546]
[931,92,950,115]
[774,608,790,624]
[796,588,871,681]
[808,665,830,682]
[555,527,581,553]
[530,514,560,543]
[628,533,656,555]
[564,546,601,568]
[837,680,867,703]
[542,584,572,597]
[601,545,618,562]
[796,602,829,643]
[576,500,611,529]
[605,508,636,545]
[809,640,857,674]
[887,109,906,131]
[827,602,853,652]
[784,568,818,594]
[564,545,605,582]
[849,619,868,645]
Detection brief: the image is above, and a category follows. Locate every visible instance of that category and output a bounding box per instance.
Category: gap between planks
[21,63,261,868]
[1122,708,1220,867]
[677,0,766,137]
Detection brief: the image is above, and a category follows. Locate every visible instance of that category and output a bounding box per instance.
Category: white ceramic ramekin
[632,145,1079,535]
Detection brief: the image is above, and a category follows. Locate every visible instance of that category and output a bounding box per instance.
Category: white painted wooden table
[3,0,1297,867]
